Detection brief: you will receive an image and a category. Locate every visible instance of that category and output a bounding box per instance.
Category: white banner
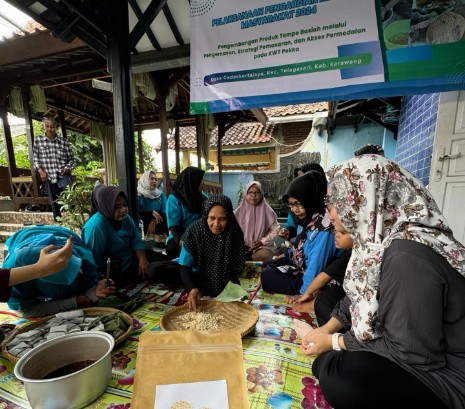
[190,0,383,113]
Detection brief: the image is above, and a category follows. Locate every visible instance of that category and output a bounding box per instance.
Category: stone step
[0,211,55,225]
[0,230,15,243]
[0,223,31,233]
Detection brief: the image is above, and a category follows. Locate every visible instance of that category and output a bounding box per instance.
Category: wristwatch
[332,332,342,351]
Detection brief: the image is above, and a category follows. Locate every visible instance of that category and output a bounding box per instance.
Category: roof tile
[264,102,328,117]
[165,122,274,150]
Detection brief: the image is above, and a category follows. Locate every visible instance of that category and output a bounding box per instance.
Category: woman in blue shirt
[165,166,207,259]
[4,226,113,317]
[82,185,168,286]
[137,170,167,235]
[262,171,339,296]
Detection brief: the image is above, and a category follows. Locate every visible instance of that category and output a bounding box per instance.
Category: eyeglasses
[247,190,261,196]
[287,201,304,209]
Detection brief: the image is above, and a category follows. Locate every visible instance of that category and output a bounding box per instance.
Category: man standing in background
[33,116,75,220]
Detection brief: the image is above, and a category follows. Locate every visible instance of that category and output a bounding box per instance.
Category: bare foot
[291,299,315,313]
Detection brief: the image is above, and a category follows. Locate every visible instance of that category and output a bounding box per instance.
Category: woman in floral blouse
[301,154,465,409]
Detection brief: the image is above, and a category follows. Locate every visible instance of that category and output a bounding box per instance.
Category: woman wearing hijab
[302,155,465,409]
[4,226,113,317]
[0,236,73,303]
[82,184,168,286]
[179,194,245,311]
[137,170,167,235]
[234,181,279,262]
[280,162,326,241]
[262,170,340,295]
[166,166,208,259]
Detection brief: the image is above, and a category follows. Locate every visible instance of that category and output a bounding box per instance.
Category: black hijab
[91,184,128,230]
[282,170,330,247]
[172,166,206,214]
[283,171,327,226]
[182,194,245,297]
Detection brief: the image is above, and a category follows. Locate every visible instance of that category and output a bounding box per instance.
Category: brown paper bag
[131,330,250,409]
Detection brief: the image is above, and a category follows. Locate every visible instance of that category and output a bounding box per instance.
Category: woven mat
[0,278,326,409]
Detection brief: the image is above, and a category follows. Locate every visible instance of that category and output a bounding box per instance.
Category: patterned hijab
[234,181,277,245]
[137,170,162,199]
[172,166,206,214]
[327,154,465,342]
[182,194,245,297]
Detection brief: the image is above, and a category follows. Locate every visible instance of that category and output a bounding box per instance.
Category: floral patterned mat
[0,264,331,409]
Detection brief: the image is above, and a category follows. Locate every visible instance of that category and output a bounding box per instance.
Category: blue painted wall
[395,93,439,186]
[325,123,394,168]
[204,172,254,208]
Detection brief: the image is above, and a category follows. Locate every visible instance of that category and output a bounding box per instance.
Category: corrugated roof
[264,102,329,117]
[164,122,275,150]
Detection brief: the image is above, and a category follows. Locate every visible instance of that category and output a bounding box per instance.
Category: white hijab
[137,170,162,200]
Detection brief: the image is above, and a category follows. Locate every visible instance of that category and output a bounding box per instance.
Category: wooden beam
[129,0,167,50]
[60,0,112,37]
[251,108,267,126]
[131,45,190,73]
[128,0,161,51]
[3,61,108,86]
[0,30,88,67]
[163,4,184,46]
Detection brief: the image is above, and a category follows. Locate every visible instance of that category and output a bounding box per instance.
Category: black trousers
[44,180,63,220]
[261,263,303,295]
[312,350,448,409]
[314,285,346,327]
[166,238,181,260]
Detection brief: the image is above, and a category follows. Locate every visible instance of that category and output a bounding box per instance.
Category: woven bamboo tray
[1,307,133,363]
[160,300,259,337]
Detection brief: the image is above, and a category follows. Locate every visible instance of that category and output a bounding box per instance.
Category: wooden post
[137,126,144,173]
[175,122,180,174]
[21,86,40,198]
[154,73,172,196]
[195,115,202,168]
[107,1,137,219]
[58,110,68,139]
[0,103,17,199]
[217,115,225,193]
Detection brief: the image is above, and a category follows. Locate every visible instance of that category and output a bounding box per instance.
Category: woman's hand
[151,211,163,224]
[188,288,201,312]
[76,295,93,308]
[38,237,73,276]
[138,254,149,278]
[250,240,262,250]
[286,293,312,305]
[147,220,157,235]
[278,228,290,239]
[301,332,333,356]
[94,279,116,298]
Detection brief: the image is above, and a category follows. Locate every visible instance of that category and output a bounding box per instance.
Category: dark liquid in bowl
[42,360,96,379]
